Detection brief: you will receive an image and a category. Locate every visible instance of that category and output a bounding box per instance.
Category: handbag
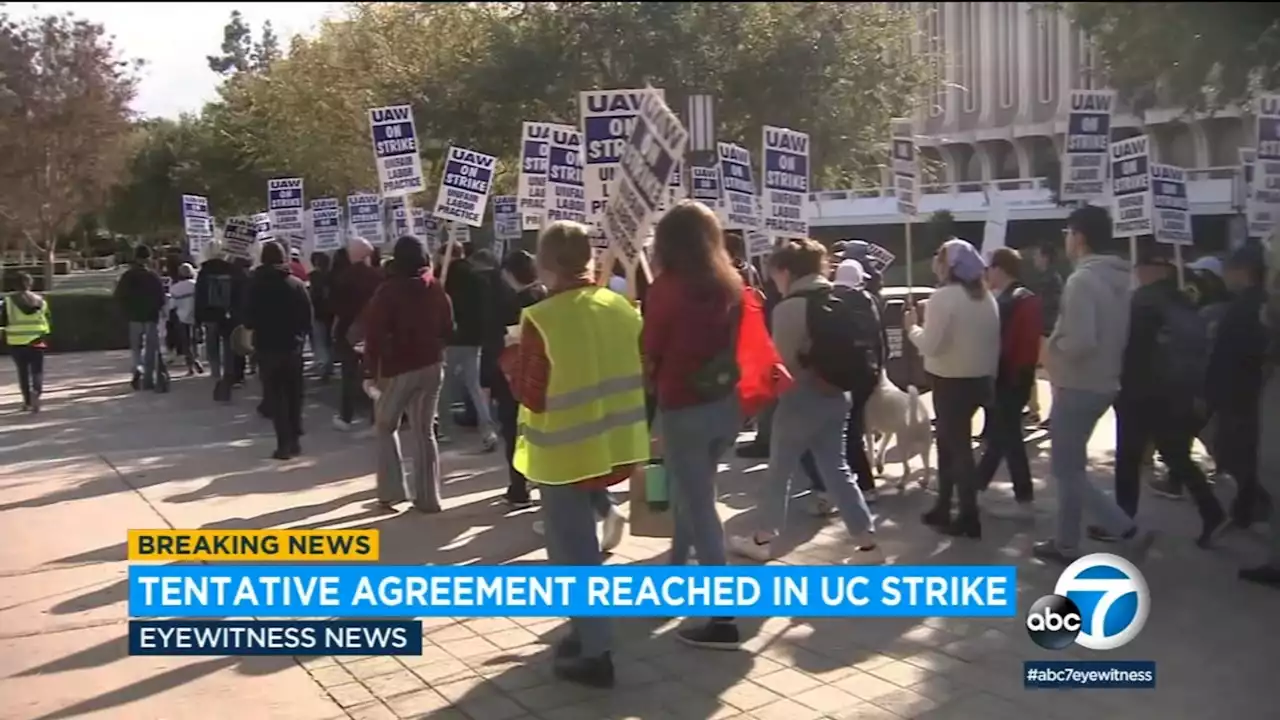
[687,302,742,401]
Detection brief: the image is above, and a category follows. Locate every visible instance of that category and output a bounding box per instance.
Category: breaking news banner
[519,121,554,231]
[368,104,426,197]
[545,125,588,227]
[1252,93,1280,237]
[129,565,1017,619]
[127,529,379,561]
[690,165,722,212]
[347,193,384,246]
[433,145,497,227]
[580,88,665,231]
[718,142,760,231]
[221,216,257,261]
[761,125,810,239]
[1150,163,1192,246]
[1060,89,1115,204]
[890,117,917,218]
[310,197,342,253]
[267,177,306,254]
[492,195,523,243]
[1110,135,1153,239]
[601,90,688,263]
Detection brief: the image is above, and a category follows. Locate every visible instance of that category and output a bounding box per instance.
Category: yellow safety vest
[513,286,649,485]
[4,294,50,347]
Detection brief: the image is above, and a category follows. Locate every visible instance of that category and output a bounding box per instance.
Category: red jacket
[642,273,742,410]
[998,283,1043,378]
[362,269,453,379]
[332,262,384,333]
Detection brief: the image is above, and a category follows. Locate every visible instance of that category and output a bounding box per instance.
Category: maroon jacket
[362,268,453,379]
[332,262,384,338]
[642,273,741,410]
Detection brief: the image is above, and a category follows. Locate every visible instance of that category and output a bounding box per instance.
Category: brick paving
[2,351,1277,719]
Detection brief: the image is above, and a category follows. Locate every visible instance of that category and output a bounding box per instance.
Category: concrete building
[810,2,1247,243]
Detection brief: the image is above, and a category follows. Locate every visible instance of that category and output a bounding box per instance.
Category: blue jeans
[128,321,159,384]
[443,346,494,434]
[1050,386,1136,549]
[540,482,612,657]
[766,380,874,538]
[660,395,740,567]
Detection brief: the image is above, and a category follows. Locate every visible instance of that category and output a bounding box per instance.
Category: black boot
[553,652,614,689]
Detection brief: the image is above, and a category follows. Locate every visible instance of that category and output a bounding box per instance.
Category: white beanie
[833,259,866,289]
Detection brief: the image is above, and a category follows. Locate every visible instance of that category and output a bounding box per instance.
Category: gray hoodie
[1046,254,1132,394]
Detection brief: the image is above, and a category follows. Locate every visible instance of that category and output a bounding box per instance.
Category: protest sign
[890,118,917,217]
[493,195,522,241]
[252,212,272,242]
[1241,148,1275,239]
[433,145,496,227]
[423,215,443,252]
[761,126,810,238]
[580,88,665,230]
[1151,163,1191,245]
[1060,89,1114,203]
[449,222,471,247]
[347,193,384,246]
[222,216,257,261]
[717,142,760,230]
[980,189,1008,257]
[666,161,687,209]
[518,122,555,231]
[746,229,772,259]
[267,178,305,253]
[368,104,426,197]
[181,194,212,256]
[545,125,588,228]
[310,198,342,253]
[690,165,722,212]
[1253,94,1280,239]
[1110,135,1152,238]
[386,195,410,238]
[600,90,688,263]
[865,244,896,274]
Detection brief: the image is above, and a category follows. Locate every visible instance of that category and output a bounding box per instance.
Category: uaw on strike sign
[600,91,688,263]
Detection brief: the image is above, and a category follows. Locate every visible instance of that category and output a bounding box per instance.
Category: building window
[1036,8,1057,104]
[1076,29,1097,90]
[997,3,1017,108]
[960,3,979,113]
[924,2,945,117]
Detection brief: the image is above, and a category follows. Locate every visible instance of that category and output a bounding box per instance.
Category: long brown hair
[653,200,743,302]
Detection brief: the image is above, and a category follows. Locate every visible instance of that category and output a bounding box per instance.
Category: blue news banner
[129,565,1016,618]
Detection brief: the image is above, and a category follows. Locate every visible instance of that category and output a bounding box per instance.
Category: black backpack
[800,285,883,395]
[205,274,233,312]
[1154,299,1210,398]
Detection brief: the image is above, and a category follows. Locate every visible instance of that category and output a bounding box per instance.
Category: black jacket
[1119,277,1186,401]
[440,259,491,347]
[1027,268,1064,336]
[308,268,333,323]
[244,264,313,354]
[114,264,166,323]
[1206,286,1267,414]
[194,258,246,326]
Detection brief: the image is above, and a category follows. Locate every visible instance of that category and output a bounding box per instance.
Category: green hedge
[1,289,129,355]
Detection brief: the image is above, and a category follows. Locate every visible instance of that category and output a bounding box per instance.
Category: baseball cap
[1186,255,1223,277]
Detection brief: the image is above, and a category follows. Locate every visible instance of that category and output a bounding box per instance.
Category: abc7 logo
[1025,553,1150,651]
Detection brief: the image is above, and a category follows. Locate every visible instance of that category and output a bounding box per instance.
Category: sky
[7,2,343,118]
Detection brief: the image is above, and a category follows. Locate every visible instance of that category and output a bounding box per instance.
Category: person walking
[331,238,384,431]
[114,244,166,391]
[976,248,1042,518]
[194,243,243,400]
[1107,246,1224,548]
[362,236,454,512]
[1242,237,1280,588]
[439,242,500,450]
[492,250,547,508]
[1026,242,1065,425]
[1033,206,1155,564]
[1,272,50,412]
[170,263,202,376]
[729,239,879,564]
[308,251,335,380]
[644,201,746,650]
[244,241,313,460]
[501,220,650,688]
[905,239,999,538]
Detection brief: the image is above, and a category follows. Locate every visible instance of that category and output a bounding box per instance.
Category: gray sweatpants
[375,363,445,510]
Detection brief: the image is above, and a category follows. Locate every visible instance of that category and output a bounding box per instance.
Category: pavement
[1,351,1277,720]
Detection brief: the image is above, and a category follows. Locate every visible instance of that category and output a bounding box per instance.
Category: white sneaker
[808,493,839,517]
[728,534,773,562]
[332,416,354,432]
[600,507,626,551]
[481,432,499,452]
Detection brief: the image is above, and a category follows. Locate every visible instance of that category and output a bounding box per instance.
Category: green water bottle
[644,459,669,512]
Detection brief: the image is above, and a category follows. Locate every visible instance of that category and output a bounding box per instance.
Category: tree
[207,9,252,76]
[0,11,138,287]
[252,20,280,71]
[1065,3,1280,111]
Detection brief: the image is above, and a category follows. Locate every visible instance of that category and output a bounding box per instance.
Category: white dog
[862,372,933,490]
